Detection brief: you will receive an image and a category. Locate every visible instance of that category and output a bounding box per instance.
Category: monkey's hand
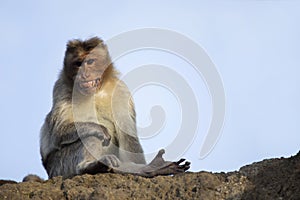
[76,122,111,146]
[138,149,190,178]
[60,122,111,147]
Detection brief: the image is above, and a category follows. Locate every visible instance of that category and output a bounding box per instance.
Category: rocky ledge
[0,151,299,199]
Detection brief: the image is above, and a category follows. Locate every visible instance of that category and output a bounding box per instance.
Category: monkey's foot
[140,149,191,178]
[98,154,121,170]
[76,155,121,175]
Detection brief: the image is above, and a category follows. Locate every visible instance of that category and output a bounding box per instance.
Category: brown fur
[40,37,190,179]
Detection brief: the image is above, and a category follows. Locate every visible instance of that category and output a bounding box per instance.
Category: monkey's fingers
[100,128,111,146]
[175,158,186,165]
[175,159,191,171]
[102,136,110,146]
[87,130,111,146]
[177,161,191,171]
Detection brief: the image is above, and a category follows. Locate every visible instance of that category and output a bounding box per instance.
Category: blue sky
[0,1,299,181]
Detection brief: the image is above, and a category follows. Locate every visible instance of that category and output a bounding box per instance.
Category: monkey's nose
[81,69,91,79]
[82,73,90,79]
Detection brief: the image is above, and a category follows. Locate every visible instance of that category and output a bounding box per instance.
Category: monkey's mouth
[77,78,101,94]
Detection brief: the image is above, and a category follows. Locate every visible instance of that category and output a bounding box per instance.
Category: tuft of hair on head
[66,36,104,53]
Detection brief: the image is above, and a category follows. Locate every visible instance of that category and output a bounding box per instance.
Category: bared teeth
[80,79,100,89]
[87,81,93,87]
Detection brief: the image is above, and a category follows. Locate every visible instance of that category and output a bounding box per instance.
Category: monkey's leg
[75,137,190,178]
[113,149,191,178]
[76,136,121,175]
[46,135,113,179]
[46,141,85,178]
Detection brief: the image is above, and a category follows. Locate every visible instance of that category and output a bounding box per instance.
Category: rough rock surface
[0,151,299,200]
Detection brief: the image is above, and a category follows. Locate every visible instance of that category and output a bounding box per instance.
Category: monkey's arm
[112,81,146,164]
[110,81,190,175]
[56,122,111,147]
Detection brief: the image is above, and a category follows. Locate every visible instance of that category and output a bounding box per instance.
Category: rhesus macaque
[40,37,190,179]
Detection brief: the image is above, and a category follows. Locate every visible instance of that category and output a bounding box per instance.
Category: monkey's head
[63,37,112,96]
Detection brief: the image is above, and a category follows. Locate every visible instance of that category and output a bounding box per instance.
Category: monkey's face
[74,48,110,96]
[63,37,111,96]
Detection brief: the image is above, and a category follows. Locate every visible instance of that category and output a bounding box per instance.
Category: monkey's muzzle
[77,78,101,95]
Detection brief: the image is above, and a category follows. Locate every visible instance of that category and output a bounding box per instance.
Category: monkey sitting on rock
[38,37,190,179]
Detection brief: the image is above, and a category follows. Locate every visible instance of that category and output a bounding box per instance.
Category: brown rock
[0,151,299,199]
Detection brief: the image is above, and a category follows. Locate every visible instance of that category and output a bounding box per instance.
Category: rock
[0,180,17,186]
[0,151,299,199]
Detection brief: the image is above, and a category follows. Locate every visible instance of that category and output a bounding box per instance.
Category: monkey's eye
[86,58,95,65]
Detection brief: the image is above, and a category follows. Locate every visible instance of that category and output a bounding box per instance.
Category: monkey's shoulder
[95,78,135,123]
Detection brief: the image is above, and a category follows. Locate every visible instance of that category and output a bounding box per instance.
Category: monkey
[40,37,190,179]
